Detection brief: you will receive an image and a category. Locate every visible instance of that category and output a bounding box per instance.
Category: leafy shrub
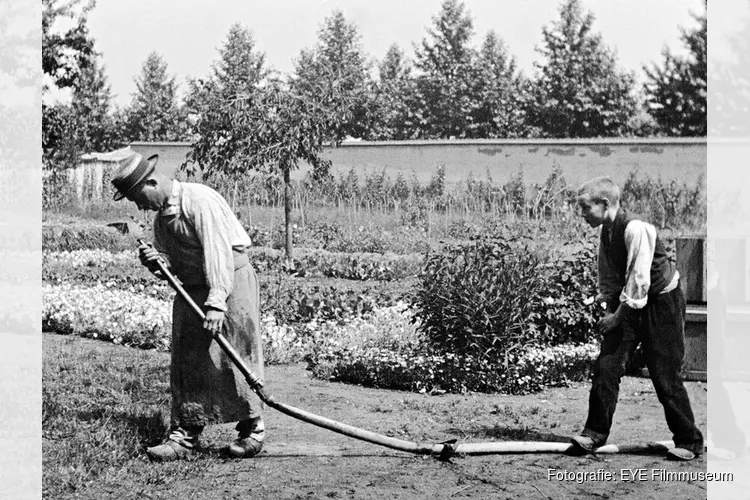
[533,237,605,344]
[412,236,549,362]
[302,221,343,250]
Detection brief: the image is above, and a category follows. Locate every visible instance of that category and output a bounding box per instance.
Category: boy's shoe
[570,435,606,454]
[227,437,264,458]
[145,440,194,462]
[666,447,697,461]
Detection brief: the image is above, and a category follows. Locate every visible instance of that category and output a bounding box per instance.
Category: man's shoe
[570,435,605,454]
[145,440,194,462]
[666,447,697,461]
[227,437,264,458]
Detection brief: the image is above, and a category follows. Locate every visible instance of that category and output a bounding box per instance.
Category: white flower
[42,283,171,350]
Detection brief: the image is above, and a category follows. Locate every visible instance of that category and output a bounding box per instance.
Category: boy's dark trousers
[581,285,704,453]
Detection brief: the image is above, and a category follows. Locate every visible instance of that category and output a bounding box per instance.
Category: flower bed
[40,281,397,365]
[42,282,599,393]
[318,345,598,395]
[43,249,416,323]
[301,303,599,395]
[43,247,424,283]
[42,283,172,350]
[247,247,423,281]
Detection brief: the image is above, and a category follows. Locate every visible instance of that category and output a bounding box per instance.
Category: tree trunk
[284,167,293,260]
[232,179,238,214]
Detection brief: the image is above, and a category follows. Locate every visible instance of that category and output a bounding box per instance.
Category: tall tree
[529,0,637,138]
[412,0,478,139]
[470,31,532,138]
[185,23,267,139]
[42,0,95,92]
[42,0,96,166]
[42,52,124,209]
[643,2,707,137]
[370,44,417,140]
[186,77,355,258]
[124,52,188,141]
[212,23,268,97]
[70,56,120,153]
[291,10,373,139]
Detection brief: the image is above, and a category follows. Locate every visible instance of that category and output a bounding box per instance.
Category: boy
[571,176,703,461]
[111,152,266,461]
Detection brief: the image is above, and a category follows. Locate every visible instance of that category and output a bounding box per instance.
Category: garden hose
[136,239,676,458]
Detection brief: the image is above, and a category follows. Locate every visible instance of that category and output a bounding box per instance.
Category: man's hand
[138,243,166,278]
[204,308,225,336]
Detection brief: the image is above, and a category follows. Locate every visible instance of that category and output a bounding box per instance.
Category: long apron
[169,252,264,428]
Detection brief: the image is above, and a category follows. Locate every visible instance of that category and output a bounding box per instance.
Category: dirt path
[76,362,709,499]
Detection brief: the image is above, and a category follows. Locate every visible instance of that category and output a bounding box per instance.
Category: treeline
[42,0,707,173]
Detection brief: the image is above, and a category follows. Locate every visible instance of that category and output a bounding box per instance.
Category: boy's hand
[598,303,632,334]
[597,313,621,334]
[204,308,225,335]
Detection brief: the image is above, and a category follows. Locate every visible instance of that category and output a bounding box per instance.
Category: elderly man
[111,152,266,461]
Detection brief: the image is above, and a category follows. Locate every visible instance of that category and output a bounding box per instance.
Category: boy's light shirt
[598,219,680,309]
[154,180,252,312]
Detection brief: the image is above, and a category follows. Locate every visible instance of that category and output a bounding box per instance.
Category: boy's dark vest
[602,208,675,295]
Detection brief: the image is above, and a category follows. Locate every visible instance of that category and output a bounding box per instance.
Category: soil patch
[43,334,708,499]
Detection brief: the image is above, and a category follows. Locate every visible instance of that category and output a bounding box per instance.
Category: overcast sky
[82,0,706,108]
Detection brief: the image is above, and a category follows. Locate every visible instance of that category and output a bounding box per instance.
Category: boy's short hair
[577,176,621,205]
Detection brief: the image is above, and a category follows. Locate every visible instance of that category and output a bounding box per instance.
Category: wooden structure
[676,236,707,382]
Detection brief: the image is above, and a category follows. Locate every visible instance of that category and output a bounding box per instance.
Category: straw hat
[111,153,159,201]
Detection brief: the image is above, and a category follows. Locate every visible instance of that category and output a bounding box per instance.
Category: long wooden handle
[137,239,266,392]
[135,240,676,458]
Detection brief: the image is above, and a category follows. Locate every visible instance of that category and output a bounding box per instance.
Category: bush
[533,237,605,344]
[412,236,549,362]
